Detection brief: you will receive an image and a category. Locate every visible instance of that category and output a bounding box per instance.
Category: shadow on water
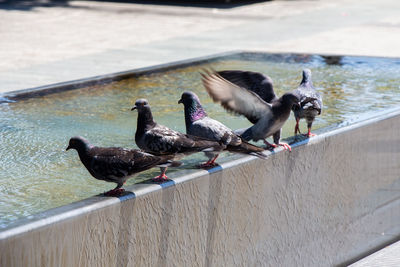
[0,0,70,10]
[91,0,272,9]
[0,0,271,11]
[321,56,343,65]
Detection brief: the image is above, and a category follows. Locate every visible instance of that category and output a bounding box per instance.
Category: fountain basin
[0,51,399,266]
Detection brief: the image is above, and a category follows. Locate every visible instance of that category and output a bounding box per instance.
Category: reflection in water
[322,56,343,65]
[0,54,400,228]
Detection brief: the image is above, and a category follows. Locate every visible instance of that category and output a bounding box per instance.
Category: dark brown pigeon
[202,70,300,151]
[66,136,181,196]
[132,99,226,177]
[292,69,323,137]
[178,91,266,167]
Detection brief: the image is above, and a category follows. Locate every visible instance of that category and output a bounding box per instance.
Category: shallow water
[1,53,399,228]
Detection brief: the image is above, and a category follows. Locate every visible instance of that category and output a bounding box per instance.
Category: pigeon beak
[178,99,182,104]
[131,106,137,111]
[66,145,71,151]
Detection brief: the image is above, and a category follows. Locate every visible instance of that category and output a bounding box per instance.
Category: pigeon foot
[264,141,292,152]
[152,173,169,182]
[104,188,125,197]
[263,140,280,151]
[303,132,316,138]
[278,143,292,152]
[197,155,219,168]
[197,161,218,168]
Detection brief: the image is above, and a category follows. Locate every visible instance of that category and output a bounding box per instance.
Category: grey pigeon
[132,99,226,178]
[218,70,278,107]
[178,91,266,167]
[66,136,181,196]
[201,71,300,151]
[292,69,323,137]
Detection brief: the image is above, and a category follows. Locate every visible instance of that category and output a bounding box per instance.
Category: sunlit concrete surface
[0,0,400,92]
[350,241,400,267]
[1,107,400,266]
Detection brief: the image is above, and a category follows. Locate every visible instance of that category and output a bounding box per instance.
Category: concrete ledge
[1,106,400,266]
[350,240,400,266]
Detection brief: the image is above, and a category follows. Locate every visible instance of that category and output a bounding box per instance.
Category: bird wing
[202,71,272,124]
[89,148,135,180]
[217,70,277,103]
[145,123,223,155]
[144,124,193,154]
[130,151,172,172]
[190,117,241,146]
[293,86,323,114]
[89,148,163,180]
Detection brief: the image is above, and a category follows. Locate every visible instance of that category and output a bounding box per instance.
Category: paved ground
[0,0,399,93]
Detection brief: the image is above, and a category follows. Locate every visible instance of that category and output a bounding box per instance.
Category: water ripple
[1,55,400,228]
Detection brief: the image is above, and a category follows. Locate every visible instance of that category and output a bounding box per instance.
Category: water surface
[1,53,399,228]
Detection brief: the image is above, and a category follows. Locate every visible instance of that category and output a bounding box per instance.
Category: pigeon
[178,91,266,167]
[292,69,323,137]
[201,70,300,151]
[218,70,278,105]
[132,99,226,177]
[66,136,181,196]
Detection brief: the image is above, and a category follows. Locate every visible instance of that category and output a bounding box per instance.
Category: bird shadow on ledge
[97,190,135,200]
[285,134,311,147]
[138,163,223,186]
[139,178,176,187]
[0,0,272,11]
[96,0,272,9]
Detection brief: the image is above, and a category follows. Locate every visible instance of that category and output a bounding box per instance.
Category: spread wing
[201,70,272,124]
[217,70,277,103]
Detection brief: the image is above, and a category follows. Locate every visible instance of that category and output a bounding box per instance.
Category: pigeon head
[178,91,200,105]
[66,136,91,152]
[281,93,300,108]
[301,69,313,85]
[131,98,155,129]
[131,99,151,113]
[178,91,207,123]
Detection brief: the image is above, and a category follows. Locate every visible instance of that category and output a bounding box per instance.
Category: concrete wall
[1,109,400,267]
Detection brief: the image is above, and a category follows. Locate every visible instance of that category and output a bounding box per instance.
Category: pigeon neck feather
[184,99,207,126]
[273,97,295,117]
[75,143,93,167]
[301,73,313,87]
[137,106,156,132]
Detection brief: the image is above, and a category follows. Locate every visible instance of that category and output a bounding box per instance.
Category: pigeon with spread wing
[201,71,300,151]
